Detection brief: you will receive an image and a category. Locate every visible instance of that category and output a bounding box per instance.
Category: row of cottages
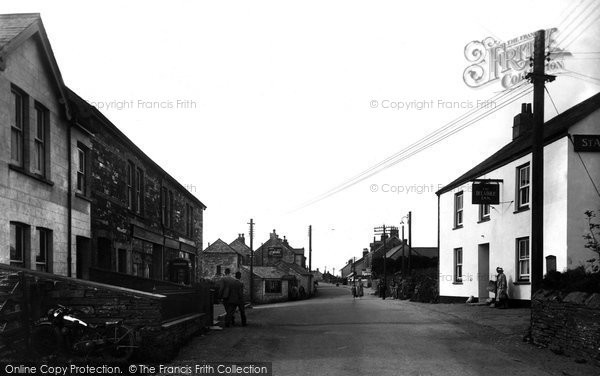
[201,230,313,303]
[0,13,206,286]
[437,94,600,306]
[340,228,437,284]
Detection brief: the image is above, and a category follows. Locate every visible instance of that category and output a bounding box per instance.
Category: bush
[541,266,600,293]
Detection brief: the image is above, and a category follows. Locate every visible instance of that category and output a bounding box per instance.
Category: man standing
[219,268,237,327]
[232,271,247,326]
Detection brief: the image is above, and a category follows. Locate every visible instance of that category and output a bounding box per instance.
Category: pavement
[168,283,599,376]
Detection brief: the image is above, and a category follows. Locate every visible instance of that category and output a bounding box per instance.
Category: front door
[478,243,490,301]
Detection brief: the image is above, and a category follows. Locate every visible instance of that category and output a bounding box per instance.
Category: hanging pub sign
[472,182,500,205]
[572,135,600,152]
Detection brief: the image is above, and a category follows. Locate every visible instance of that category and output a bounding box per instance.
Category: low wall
[0,265,211,360]
[531,289,600,364]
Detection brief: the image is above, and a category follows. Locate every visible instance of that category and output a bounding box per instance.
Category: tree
[583,210,600,273]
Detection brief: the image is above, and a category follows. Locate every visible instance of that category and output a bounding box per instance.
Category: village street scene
[0,1,599,375]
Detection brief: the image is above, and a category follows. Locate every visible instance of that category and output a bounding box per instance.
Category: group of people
[351,278,364,298]
[216,268,247,327]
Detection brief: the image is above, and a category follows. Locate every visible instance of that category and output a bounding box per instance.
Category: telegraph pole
[309,225,312,272]
[401,224,405,276]
[528,29,554,293]
[248,218,254,303]
[374,225,387,300]
[408,211,412,274]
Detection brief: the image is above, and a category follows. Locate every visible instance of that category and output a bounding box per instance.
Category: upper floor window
[10,88,27,167]
[517,237,530,281]
[127,162,134,210]
[34,103,49,176]
[479,204,490,222]
[162,186,173,228]
[186,203,194,237]
[76,144,88,194]
[454,191,464,228]
[135,168,143,215]
[516,163,530,210]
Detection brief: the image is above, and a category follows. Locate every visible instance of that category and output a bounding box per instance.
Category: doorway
[478,243,490,301]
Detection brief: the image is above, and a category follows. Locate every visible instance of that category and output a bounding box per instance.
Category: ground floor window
[517,237,530,281]
[454,248,463,283]
[36,228,52,272]
[10,222,29,268]
[265,279,282,293]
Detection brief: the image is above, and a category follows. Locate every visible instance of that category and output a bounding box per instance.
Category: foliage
[583,210,600,272]
[541,266,600,293]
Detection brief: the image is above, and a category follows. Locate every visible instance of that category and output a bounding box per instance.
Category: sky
[2,0,598,275]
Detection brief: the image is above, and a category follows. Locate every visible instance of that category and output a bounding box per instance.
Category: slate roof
[276,261,311,276]
[203,239,240,254]
[245,266,288,279]
[229,238,251,257]
[436,92,600,195]
[386,245,438,260]
[0,13,39,49]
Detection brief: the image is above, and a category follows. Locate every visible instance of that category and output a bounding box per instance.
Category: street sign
[472,182,500,205]
[573,135,600,152]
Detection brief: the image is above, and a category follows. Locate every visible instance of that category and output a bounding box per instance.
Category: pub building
[436,94,600,306]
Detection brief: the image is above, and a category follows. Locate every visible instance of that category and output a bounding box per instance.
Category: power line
[568,136,600,200]
[555,0,600,47]
[545,86,560,115]
[559,6,600,50]
[558,73,600,87]
[294,85,533,210]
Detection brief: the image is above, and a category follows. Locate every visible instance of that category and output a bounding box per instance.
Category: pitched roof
[436,92,600,195]
[229,238,251,256]
[203,239,239,254]
[276,261,311,276]
[0,13,72,121]
[243,265,288,279]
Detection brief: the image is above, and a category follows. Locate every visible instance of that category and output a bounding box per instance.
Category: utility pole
[527,29,554,293]
[401,224,405,276]
[408,211,412,274]
[309,225,312,272]
[248,218,254,304]
[374,225,387,300]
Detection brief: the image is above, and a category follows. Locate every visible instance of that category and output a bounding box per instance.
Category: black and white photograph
[0,1,599,375]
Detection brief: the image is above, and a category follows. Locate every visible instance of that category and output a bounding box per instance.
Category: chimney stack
[238,233,245,244]
[512,103,533,140]
[363,248,369,257]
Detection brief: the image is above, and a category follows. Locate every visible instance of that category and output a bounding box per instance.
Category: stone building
[229,233,251,265]
[253,229,306,268]
[240,265,290,304]
[199,238,243,279]
[0,14,93,277]
[66,90,206,285]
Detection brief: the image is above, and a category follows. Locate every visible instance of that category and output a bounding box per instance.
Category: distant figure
[356,279,364,298]
[299,285,306,299]
[495,267,508,309]
[221,268,244,327]
[351,283,357,299]
[290,285,299,300]
[378,280,386,298]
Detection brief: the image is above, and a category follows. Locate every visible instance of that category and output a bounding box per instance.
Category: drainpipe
[67,122,73,277]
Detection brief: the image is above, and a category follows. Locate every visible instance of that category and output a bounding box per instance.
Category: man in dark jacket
[224,271,246,327]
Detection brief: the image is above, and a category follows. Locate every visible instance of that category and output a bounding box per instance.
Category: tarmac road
[172,283,598,376]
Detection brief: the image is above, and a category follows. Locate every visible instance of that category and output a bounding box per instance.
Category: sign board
[573,135,600,152]
[268,247,282,257]
[472,183,500,205]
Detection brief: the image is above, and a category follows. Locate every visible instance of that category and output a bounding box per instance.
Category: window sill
[453,225,463,230]
[513,281,531,285]
[452,281,463,285]
[477,217,490,223]
[75,192,93,203]
[9,164,54,186]
[513,206,530,214]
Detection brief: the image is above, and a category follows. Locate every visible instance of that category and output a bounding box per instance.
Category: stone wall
[531,289,600,364]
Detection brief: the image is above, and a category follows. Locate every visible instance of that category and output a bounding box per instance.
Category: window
[454,191,464,228]
[216,265,222,275]
[186,203,194,237]
[454,248,463,283]
[76,144,88,194]
[479,204,490,221]
[517,237,530,281]
[10,223,28,268]
[34,103,49,176]
[265,280,282,293]
[36,228,52,272]
[118,249,127,274]
[126,162,134,210]
[10,88,26,166]
[135,168,143,215]
[169,190,174,228]
[516,163,530,210]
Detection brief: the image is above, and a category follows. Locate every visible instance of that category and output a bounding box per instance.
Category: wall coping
[0,264,166,300]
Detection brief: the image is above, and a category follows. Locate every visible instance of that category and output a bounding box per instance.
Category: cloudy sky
[3,0,599,274]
